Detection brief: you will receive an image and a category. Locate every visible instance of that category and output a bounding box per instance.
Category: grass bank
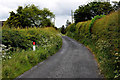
[2,27,62,78]
[66,10,120,78]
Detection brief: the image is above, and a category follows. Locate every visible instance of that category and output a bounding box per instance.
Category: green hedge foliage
[89,15,105,33]
[2,27,62,78]
[66,10,120,78]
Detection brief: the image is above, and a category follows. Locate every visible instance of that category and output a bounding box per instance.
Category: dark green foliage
[2,27,62,78]
[66,20,71,27]
[2,30,32,50]
[74,5,91,23]
[4,4,55,28]
[88,2,113,16]
[89,15,105,33]
[69,23,76,32]
[74,2,114,23]
[2,27,61,54]
[61,25,66,34]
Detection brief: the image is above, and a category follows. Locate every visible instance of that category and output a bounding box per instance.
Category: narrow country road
[18,36,101,78]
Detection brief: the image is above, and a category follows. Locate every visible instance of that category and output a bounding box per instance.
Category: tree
[74,2,114,23]
[74,5,92,23]
[112,1,120,11]
[61,25,66,34]
[88,2,113,16]
[4,4,55,28]
[66,20,71,27]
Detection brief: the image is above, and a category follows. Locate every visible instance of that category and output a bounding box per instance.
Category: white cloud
[55,15,72,28]
[0,0,88,27]
[0,5,16,20]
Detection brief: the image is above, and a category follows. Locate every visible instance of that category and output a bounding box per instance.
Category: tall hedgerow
[66,10,120,78]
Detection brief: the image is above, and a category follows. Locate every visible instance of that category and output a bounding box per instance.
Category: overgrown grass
[66,10,120,78]
[2,27,62,78]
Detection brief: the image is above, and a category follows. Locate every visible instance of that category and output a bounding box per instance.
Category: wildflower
[8,45,11,47]
[3,52,6,55]
[116,57,119,59]
[2,55,5,58]
[1,44,7,48]
[115,53,118,55]
[0,49,2,52]
[5,49,9,51]
[8,56,11,59]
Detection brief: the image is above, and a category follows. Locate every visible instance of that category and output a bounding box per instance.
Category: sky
[0,0,119,28]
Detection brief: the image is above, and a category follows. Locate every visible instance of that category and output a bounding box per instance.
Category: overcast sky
[0,0,119,27]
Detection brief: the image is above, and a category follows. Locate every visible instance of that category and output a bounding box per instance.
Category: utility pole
[93,0,110,2]
[104,0,110,2]
[107,0,110,2]
[71,10,74,23]
[54,17,55,27]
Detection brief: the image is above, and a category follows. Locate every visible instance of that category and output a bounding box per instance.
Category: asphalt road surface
[18,36,101,78]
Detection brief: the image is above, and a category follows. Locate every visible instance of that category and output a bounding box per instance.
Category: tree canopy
[65,20,71,27]
[74,2,114,23]
[4,4,55,28]
[112,1,120,10]
[61,25,66,34]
